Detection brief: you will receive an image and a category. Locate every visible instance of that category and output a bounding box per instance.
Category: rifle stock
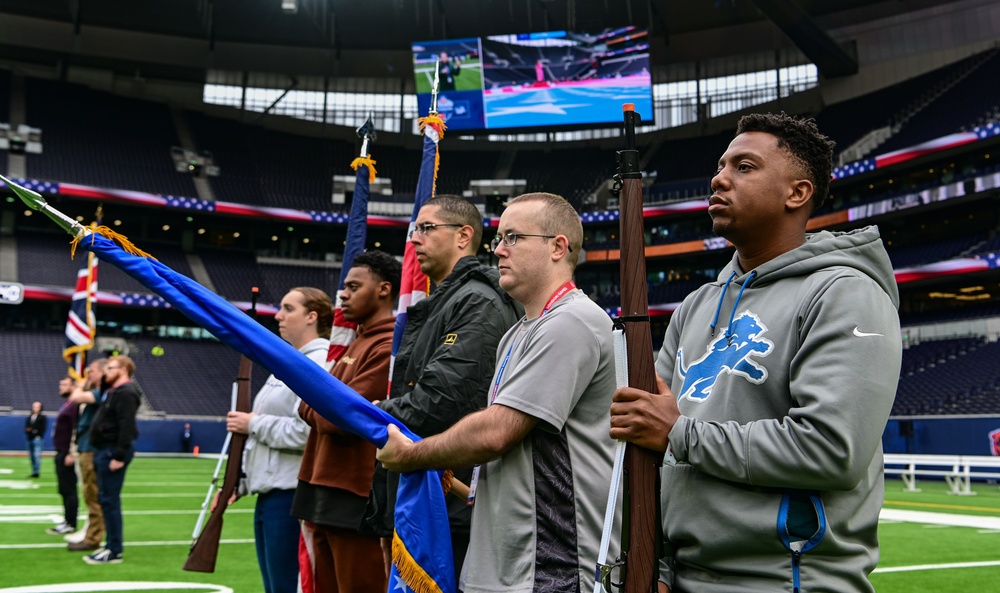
[616,104,661,593]
[183,289,258,572]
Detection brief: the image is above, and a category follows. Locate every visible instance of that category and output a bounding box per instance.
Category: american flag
[389,115,445,385]
[63,239,98,380]
[326,154,375,364]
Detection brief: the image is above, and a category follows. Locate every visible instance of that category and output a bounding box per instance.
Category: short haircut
[735,112,835,211]
[352,250,403,299]
[425,194,484,253]
[506,192,583,270]
[112,355,136,378]
[289,287,334,339]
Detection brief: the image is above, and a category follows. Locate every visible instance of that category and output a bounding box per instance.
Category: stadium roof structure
[0,0,962,81]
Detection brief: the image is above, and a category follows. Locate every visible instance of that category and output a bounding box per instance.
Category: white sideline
[880,508,1000,530]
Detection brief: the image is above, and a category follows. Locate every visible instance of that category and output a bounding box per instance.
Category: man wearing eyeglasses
[82,355,141,565]
[379,193,618,593]
[368,195,521,580]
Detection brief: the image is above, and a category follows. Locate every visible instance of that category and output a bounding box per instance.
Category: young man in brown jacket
[293,250,401,592]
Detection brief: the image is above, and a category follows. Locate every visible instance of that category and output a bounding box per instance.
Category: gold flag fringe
[70,226,157,261]
[418,114,447,197]
[350,155,378,183]
[392,532,445,593]
[441,469,454,496]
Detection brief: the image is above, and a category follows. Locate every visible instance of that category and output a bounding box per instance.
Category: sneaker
[68,541,101,552]
[47,523,76,535]
[83,549,122,565]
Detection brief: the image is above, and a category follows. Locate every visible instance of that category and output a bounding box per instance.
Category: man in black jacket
[24,401,46,478]
[372,195,521,579]
[83,355,140,565]
[48,377,80,536]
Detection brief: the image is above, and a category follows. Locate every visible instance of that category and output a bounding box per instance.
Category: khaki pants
[77,451,105,546]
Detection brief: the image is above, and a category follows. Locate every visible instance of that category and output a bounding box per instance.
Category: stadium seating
[0,330,71,413]
[893,337,1000,415]
[23,78,199,198]
[876,49,1000,155]
[815,49,1000,160]
[257,263,339,303]
[187,111,349,211]
[15,232,193,294]
[884,231,990,269]
[128,336,269,417]
[197,249,271,302]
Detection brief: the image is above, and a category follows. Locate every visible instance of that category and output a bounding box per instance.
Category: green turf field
[414,59,483,94]
[2,454,999,592]
[0,454,261,593]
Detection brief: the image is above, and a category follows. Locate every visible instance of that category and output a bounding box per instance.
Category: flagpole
[8,176,456,593]
[328,115,378,365]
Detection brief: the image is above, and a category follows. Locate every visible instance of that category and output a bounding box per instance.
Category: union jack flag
[389,115,446,383]
[63,243,98,380]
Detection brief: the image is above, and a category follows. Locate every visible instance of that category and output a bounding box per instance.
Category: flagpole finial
[1,174,86,237]
[357,114,377,158]
[430,58,441,115]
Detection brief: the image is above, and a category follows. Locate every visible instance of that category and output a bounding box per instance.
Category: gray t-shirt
[464,290,619,593]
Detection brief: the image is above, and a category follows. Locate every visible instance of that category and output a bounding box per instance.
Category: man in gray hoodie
[611,112,901,593]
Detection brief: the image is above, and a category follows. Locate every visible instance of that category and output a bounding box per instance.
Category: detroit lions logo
[676,311,774,401]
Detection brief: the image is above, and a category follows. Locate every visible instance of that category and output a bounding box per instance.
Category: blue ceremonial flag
[77,232,456,593]
[327,153,375,365]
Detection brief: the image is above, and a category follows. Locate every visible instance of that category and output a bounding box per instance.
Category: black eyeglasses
[490,232,572,252]
[407,222,463,240]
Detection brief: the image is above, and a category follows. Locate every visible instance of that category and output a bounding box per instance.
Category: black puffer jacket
[371,255,521,533]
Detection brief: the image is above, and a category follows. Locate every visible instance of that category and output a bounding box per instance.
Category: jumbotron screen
[411,27,654,132]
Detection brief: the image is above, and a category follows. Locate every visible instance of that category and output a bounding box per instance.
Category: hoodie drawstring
[711,270,758,344]
[709,271,738,335]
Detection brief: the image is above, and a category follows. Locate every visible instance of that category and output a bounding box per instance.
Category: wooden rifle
[183,287,259,572]
[613,104,661,592]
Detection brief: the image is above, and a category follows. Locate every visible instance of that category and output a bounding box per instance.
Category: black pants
[55,451,79,528]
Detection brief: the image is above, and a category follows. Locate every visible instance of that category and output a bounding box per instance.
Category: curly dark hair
[352,250,402,300]
[735,112,835,210]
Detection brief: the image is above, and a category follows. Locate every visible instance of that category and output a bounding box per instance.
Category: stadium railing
[884,453,1000,496]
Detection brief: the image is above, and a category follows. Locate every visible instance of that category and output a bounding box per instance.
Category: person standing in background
[85,355,141,565]
[182,423,193,453]
[25,401,46,478]
[68,358,108,552]
[47,377,80,536]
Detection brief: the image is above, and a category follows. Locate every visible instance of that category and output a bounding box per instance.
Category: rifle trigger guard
[611,173,623,196]
[597,556,626,592]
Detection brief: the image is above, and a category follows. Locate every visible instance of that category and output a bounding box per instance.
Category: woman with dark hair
[222,287,332,593]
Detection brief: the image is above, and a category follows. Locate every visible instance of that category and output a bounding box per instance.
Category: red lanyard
[491,281,576,403]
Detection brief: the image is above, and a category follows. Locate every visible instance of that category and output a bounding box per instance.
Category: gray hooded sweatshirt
[655,226,901,592]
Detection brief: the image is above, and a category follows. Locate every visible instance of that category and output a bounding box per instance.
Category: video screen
[412,27,653,132]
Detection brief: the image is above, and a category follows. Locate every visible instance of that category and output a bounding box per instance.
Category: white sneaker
[47,523,76,535]
[83,548,122,565]
[65,522,88,543]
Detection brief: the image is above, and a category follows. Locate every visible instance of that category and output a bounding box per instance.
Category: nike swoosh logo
[853,326,884,337]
